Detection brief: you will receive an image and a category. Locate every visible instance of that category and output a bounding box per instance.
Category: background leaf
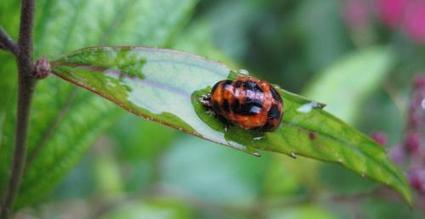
[161,137,270,206]
[266,205,336,219]
[304,47,394,123]
[100,198,194,219]
[51,46,412,204]
[0,0,198,209]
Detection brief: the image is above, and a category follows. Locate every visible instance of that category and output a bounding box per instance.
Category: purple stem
[0,0,36,218]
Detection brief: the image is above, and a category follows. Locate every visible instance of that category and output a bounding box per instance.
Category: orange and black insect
[201,75,283,131]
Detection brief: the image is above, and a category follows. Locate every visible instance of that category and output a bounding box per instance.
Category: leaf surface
[52,46,412,204]
[0,0,197,208]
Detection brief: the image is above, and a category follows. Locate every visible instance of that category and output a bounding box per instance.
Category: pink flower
[409,168,425,194]
[414,75,425,89]
[404,132,422,154]
[376,0,408,27]
[376,0,425,43]
[404,1,425,43]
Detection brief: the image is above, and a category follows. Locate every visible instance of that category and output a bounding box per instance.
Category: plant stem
[0,0,36,218]
[0,27,19,56]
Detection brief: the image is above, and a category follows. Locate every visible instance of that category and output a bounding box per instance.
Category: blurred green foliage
[1,0,424,218]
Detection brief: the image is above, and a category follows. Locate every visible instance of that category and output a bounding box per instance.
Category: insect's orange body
[205,76,283,131]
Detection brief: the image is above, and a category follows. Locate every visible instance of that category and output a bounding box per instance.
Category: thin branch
[0,27,19,56]
[0,0,36,218]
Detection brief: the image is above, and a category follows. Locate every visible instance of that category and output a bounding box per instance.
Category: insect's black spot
[212,100,221,113]
[268,104,281,120]
[223,80,233,86]
[222,80,233,90]
[231,99,240,112]
[236,100,263,115]
[244,81,263,92]
[245,97,263,106]
[222,100,230,112]
[260,104,282,131]
[233,80,243,88]
[237,104,259,115]
[261,120,276,131]
[270,86,282,102]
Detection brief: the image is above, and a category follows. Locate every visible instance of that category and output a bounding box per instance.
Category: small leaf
[52,46,412,204]
[305,47,394,123]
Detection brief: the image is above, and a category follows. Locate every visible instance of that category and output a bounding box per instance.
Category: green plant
[0,0,423,218]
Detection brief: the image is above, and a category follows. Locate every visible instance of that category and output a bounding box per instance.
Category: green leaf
[100,198,194,219]
[109,115,179,162]
[51,46,412,204]
[304,47,394,123]
[174,19,235,67]
[295,0,350,71]
[0,0,197,209]
[162,136,269,205]
[267,205,336,219]
[361,198,423,219]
